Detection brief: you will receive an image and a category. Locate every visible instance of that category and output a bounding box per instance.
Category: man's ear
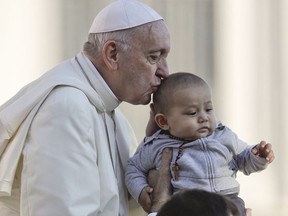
[102,40,119,70]
[155,113,169,130]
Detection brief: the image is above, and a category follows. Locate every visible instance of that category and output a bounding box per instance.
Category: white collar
[76,52,120,112]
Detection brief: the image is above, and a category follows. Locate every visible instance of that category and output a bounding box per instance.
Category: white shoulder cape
[0,56,135,196]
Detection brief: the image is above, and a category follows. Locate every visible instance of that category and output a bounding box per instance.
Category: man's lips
[151,85,159,93]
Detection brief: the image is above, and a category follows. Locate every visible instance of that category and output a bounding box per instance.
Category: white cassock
[0,52,138,216]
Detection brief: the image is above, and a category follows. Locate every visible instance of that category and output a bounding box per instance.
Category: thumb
[252,146,258,155]
[145,186,153,194]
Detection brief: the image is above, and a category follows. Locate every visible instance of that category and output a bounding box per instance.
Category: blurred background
[0,0,287,215]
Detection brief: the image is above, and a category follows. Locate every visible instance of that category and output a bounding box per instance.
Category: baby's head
[157,189,241,216]
[153,72,217,140]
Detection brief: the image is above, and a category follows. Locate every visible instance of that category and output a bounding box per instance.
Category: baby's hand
[138,186,153,213]
[252,141,275,163]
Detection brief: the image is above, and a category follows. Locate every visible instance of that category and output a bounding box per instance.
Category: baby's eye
[188,112,197,116]
[206,108,213,113]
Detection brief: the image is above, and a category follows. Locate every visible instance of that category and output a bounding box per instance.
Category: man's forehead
[135,22,170,52]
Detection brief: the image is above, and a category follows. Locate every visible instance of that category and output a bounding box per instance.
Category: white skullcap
[89,0,163,33]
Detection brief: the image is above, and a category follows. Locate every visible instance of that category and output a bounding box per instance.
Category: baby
[125,72,274,216]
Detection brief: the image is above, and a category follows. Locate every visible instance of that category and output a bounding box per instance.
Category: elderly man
[0,0,170,215]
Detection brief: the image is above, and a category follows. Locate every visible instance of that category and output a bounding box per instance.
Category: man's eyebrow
[147,48,167,53]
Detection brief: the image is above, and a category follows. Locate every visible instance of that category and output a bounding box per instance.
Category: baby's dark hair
[157,189,241,216]
[153,72,207,114]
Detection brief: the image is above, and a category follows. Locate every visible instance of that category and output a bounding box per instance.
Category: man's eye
[147,55,161,64]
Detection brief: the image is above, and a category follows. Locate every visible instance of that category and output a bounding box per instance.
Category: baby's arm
[125,142,158,212]
[127,147,173,214]
[125,155,151,204]
[252,140,274,163]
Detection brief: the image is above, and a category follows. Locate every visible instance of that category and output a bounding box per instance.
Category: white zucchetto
[89,0,163,33]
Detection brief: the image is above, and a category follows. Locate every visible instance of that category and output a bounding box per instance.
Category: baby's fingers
[252,141,265,155]
[265,148,275,163]
[252,141,274,163]
[259,142,274,163]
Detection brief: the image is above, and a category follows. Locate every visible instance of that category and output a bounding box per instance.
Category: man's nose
[156,58,169,78]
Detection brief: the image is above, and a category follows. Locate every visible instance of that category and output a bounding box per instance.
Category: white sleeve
[21,87,101,216]
[148,213,157,216]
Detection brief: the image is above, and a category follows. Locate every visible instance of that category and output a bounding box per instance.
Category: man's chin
[138,95,152,105]
[130,96,151,105]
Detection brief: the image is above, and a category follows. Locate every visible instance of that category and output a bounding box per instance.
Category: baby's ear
[154,113,169,130]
